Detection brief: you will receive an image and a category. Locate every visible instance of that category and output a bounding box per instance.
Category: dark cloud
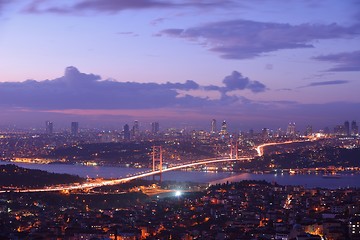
[0,67,358,130]
[74,0,173,12]
[222,71,266,93]
[1,67,208,110]
[0,0,10,6]
[203,85,220,91]
[0,0,11,13]
[159,19,360,59]
[0,67,262,111]
[165,80,199,90]
[302,80,350,88]
[313,50,360,71]
[24,0,233,14]
[24,0,172,13]
[5,67,357,131]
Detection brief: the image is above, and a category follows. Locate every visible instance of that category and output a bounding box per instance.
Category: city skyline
[0,1,359,129]
[18,118,360,137]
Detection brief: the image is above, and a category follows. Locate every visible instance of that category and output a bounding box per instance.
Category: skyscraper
[220,120,227,135]
[71,122,79,136]
[45,121,53,135]
[334,125,345,136]
[123,124,130,141]
[151,122,159,134]
[351,121,358,136]
[286,122,296,136]
[133,120,139,137]
[344,121,350,136]
[262,128,270,139]
[211,119,217,134]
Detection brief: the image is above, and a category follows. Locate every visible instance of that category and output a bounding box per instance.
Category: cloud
[24,0,233,14]
[299,80,350,88]
[117,31,135,35]
[0,66,206,110]
[276,88,292,91]
[2,67,357,130]
[24,0,172,13]
[117,31,139,37]
[0,0,11,13]
[165,80,199,90]
[159,19,360,59]
[74,0,173,12]
[313,50,360,71]
[0,67,262,112]
[222,71,266,93]
[150,17,167,26]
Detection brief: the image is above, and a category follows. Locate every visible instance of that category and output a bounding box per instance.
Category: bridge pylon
[229,141,239,160]
[152,146,163,182]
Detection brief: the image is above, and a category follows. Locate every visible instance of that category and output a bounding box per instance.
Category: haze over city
[0,0,359,130]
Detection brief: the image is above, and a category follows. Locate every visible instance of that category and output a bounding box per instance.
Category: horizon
[0,117,357,134]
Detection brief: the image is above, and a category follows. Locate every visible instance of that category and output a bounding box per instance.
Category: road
[255,139,311,156]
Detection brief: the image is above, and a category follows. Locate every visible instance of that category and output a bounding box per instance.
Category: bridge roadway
[0,157,251,193]
[255,141,297,156]
[0,139,308,193]
[255,138,313,156]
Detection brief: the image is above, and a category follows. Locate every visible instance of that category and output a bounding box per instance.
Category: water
[210,172,360,189]
[1,161,359,189]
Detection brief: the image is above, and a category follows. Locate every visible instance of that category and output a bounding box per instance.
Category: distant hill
[0,164,84,189]
[237,146,360,170]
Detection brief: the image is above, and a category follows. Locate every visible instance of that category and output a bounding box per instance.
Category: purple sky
[0,0,359,132]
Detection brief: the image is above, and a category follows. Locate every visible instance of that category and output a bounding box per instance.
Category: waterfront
[1,161,360,189]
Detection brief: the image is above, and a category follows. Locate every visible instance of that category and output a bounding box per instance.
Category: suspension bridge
[0,140,295,193]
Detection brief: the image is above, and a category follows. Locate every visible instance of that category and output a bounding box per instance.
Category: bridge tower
[152,146,163,182]
[229,141,239,160]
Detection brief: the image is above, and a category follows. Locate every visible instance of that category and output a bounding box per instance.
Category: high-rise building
[71,122,79,136]
[351,121,358,136]
[45,121,53,135]
[306,125,313,136]
[151,122,159,134]
[133,120,140,138]
[123,124,130,141]
[220,120,227,135]
[334,125,345,136]
[262,128,270,139]
[344,121,350,136]
[286,122,296,136]
[211,119,217,134]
